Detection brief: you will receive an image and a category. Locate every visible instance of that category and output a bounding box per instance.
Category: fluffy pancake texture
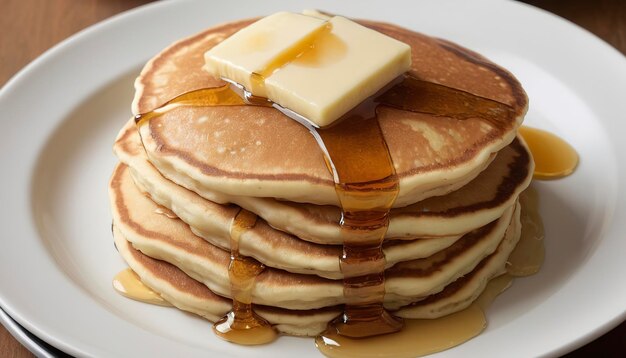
[108,14,534,340]
[116,119,532,245]
[113,229,341,336]
[133,19,528,207]
[110,162,521,310]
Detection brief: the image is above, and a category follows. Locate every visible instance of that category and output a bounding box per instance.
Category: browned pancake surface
[133,18,528,206]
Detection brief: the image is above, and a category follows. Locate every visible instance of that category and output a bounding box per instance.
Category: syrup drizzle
[113,184,545,357]
[212,208,277,345]
[134,70,522,341]
[134,73,518,339]
[135,85,253,127]
[518,126,579,180]
[316,304,486,358]
[315,198,538,358]
[113,268,172,307]
[123,19,578,355]
[377,75,515,127]
[129,29,581,353]
[316,107,404,338]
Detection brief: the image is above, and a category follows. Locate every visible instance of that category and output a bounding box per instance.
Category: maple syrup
[135,84,259,127]
[518,126,578,180]
[128,26,571,353]
[113,268,172,307]
[212,209,277,345]
[112,223,527,357]
[133,71,521,342]
[316,274,514,358]
[313,104,404,337]
[377,75,515,126]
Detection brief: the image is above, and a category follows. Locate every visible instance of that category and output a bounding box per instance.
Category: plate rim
[0,0,625,356]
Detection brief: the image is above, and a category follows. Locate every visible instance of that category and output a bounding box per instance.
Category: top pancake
[115,118,532,244]
[133,18,528,207]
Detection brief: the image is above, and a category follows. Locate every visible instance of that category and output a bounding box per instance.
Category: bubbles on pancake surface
[128,64,567,355]
[117,13,578,357]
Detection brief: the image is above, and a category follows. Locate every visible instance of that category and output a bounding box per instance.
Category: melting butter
[204,12,328,97]
[264,16,411,127]
[203,12,411,127]
[126,20,558,352]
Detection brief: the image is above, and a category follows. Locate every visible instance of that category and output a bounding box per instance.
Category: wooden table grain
[1,0,625,356]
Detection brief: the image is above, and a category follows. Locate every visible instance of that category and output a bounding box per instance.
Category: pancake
[115,118,532,245]
[114,122,464,278]
[132,18,528,208]
[114,217,518,335]
[113,228,341,336]
[109,162,520,310]
[394,221,518,318]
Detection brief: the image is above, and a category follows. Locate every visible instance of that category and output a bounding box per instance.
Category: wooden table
[1,0,625,356]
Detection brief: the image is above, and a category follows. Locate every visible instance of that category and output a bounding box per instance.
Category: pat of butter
[204,12,412,127]
[204,12,329,97]
[265,16,411,126]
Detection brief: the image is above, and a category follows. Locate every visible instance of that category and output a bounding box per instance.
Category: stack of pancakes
[109,18,532,336]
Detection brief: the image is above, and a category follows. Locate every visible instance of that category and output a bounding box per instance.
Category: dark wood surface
[1,0,625,356]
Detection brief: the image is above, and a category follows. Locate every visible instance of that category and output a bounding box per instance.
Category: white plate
[1,0,625,357]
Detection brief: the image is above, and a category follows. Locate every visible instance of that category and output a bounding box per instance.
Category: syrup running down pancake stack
[109,13,536,353]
